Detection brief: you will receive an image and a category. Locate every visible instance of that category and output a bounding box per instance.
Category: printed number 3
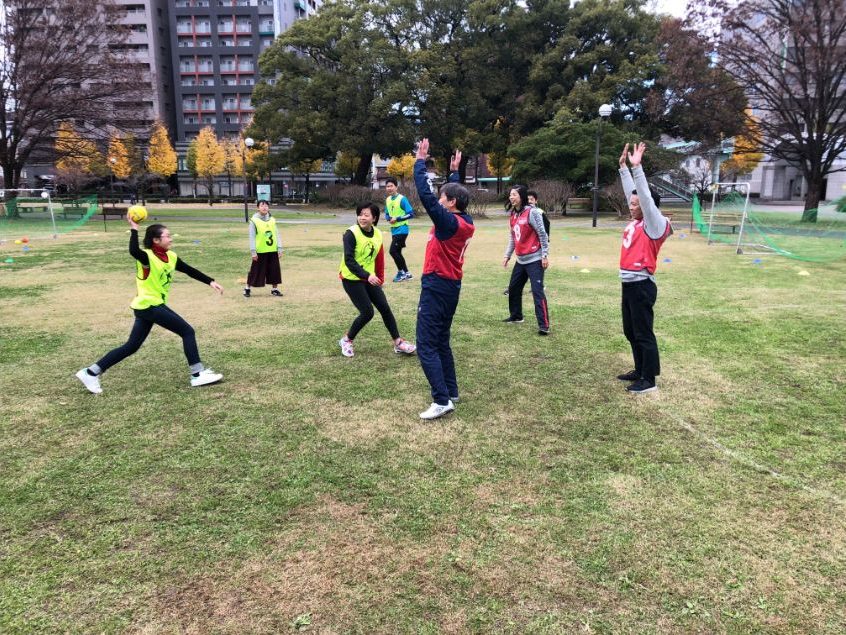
[622,223,636,249]
[265,230,274,247]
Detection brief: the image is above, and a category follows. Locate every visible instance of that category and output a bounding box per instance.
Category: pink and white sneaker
[339,336,354,357]
[393,339,417,355]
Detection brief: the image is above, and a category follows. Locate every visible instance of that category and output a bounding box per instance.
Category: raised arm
[618,143,636,201]
[414,138,458,234]
[627,142,668,239]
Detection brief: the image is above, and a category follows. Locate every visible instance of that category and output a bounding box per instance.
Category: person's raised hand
[450,149,462,172]
[127,213,138,231]
[619,143,629,168]
[627,142,646,167]
[415,139,429,161]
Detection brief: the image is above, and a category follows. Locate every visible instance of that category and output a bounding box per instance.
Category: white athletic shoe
[190,368,223,387]
[339,337,354,357]
[75,368,102,394]
[419,400,455,420]
[393,339,417,355]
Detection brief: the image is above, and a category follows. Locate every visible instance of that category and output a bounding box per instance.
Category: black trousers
[97,304,200,372]
[342,279,400,340]
[389,233,408,272]
[621,279,660,381]
[507,260,549,330]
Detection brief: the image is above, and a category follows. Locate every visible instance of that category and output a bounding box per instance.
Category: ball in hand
[128,205,148,223]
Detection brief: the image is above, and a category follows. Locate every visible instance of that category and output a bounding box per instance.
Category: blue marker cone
[663,258,671,263]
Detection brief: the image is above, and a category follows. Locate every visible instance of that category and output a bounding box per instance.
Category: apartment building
[171,0,324,196]
[114,0,176,134]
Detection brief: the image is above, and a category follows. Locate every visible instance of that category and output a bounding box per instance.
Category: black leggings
[342,279,400,341]
[96,304,200,372]
[389,234,408,272]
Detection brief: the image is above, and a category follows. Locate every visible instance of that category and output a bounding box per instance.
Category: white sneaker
[191,368,223,387]
[339,337,354,357]
[393,339,417,355]
[75,368,102,394]
[419,400,455,420]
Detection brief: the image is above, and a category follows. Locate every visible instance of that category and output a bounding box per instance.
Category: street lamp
[591,103,613,228]
[242,136,254,222]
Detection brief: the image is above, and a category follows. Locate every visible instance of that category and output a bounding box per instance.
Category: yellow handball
[128,205,148,223]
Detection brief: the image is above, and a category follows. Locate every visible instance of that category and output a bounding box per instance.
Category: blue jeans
[96,304,200,372]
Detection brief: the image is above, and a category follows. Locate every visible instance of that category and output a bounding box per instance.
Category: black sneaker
[538,328,550,336]
[502,317,524,323]
[626,378,657,394]
[243,288,251,297]
[616,370,639,381]
[271,289,283,297]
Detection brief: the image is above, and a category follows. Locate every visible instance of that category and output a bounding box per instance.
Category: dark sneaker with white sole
[626,378,657,394]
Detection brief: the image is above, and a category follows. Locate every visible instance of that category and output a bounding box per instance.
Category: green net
[0,195,100,243]
[691,192,846,262]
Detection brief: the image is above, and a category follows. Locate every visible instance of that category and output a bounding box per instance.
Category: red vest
[510,207,540,256]
[620,219,671,274]
[423,215,475,280]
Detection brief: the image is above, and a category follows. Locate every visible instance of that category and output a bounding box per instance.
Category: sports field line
[668,411,846,506]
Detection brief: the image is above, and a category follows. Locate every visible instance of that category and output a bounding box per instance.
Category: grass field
[1,214,845,633]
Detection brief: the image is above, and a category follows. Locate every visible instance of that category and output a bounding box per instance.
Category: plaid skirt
[247,251,281,286]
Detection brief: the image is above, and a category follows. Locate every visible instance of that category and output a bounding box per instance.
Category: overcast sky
[649,0,689,18]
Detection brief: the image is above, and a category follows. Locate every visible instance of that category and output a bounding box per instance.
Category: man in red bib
[617,142,672,394]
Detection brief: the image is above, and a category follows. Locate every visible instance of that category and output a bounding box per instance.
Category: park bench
[14,203,49,214]
[702,213,741,235]
[100,204,128,220]
[62,201,90,219]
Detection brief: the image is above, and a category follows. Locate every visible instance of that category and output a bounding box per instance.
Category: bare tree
[602,180,630,218]
[697,0,846,218]
[0,0,143,191]
[531,179,574,215]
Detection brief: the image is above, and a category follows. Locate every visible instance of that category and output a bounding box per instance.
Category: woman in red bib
[617,143,672,394]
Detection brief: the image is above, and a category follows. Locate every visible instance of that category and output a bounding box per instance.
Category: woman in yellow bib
[243,200,283,297]
[75,214,224,394]
[338,202,416,358]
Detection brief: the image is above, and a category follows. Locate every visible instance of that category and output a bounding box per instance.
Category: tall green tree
[514,0,662,135]
[252,1,415,185]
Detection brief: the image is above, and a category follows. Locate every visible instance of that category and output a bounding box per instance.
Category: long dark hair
[143,224,168,248]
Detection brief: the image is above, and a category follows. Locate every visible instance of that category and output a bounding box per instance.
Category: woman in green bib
[75,215,224,394]
[243,200,283,297]
[338,202,417,358]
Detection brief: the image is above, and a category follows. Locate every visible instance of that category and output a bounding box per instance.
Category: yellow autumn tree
[245,140,271,181]
[146,121,177,180]
[55,122,104,192]
[334,151,359,182]
[721,110,764,181]
[386,154,416,185]
[219,139,243,197]
[107,135,132,180]
[487,151,515,194]
[194,126,225,204]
